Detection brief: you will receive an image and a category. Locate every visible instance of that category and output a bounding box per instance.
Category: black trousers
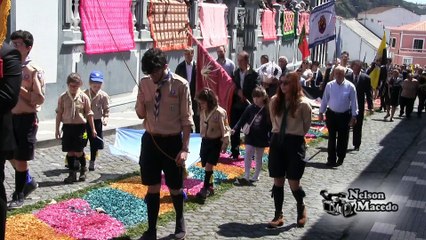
[352,111,364,148]
[400,96,416,117]
[417,93,426,116]
[230,107,245,159]
[325,110,351,163]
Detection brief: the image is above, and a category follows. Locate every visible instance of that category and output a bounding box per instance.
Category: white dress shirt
[185,61,194,83]
[320,79,359,117]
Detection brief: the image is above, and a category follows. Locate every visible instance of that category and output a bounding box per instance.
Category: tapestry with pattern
[261,9,277,41]
[282,10,296,41]
[297,12,310,35]
[148,0,191,51]
[79,0,135,54]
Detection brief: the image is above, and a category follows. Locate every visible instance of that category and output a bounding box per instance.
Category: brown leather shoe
[267,213,284,228]
[297,204,307,227]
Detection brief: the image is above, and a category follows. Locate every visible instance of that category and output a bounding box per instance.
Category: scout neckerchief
[67,88,82,119]
[153,70,171,121]
[204,106,218,138]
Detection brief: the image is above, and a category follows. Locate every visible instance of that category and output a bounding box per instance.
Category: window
[403,57,413,65]
[413,39,424,51]
[391,38,396,48]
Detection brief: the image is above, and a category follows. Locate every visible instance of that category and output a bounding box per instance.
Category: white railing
[399,48,426,54]
[64,0,142,36]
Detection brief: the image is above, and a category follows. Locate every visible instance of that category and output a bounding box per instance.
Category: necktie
[354,75,358,85]
[153,72,170,121]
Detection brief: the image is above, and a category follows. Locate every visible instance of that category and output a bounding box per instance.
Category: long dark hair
[196,88,218,112]
[272,72,304,118]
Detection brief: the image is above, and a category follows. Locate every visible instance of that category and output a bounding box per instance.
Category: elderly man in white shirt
[319,66,358,167]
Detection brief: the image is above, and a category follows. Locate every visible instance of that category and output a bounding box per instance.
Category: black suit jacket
[175,60,196,99]
[232,66,260,110]
[346,72,373,114]
[0,43,22,152]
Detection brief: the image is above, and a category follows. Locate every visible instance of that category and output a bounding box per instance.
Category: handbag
[241,106,264,135]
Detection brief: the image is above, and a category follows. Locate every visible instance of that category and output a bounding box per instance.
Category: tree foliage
[335,0,426,18]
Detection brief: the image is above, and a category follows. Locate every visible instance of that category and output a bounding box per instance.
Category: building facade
[389,21,426,66]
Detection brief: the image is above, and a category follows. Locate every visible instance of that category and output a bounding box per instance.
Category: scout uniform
[135,69,193,240]
[135,70,193,188]
[11,59,45,161]
[56,89,93,182]
[199,106,230,167]
[84,87,109,170]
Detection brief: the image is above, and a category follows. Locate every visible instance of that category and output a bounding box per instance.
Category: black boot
[268,185,284,228]
[64,156,77,184]
[171,192,186,240]
[292,187,307,227]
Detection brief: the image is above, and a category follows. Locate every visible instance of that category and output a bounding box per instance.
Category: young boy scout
[8,30,45,209]
[56,73,96,184]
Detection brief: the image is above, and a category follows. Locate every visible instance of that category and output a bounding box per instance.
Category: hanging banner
[148,0,191,51]
[282,10,295,41]
[80,0,135,54]
[199,3,228,48]
[261,9,277,41]
[308,0,336,49]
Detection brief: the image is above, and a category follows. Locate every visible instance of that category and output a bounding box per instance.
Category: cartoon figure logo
[320,190,356,217]
[318,15,327,34]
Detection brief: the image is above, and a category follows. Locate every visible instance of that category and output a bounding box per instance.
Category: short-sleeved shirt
[84,89,110,120]
[56,90,93,124]
[270,96,312,136]
[200,106,230,144]
[12,60,45,114]
[135,72,194,134]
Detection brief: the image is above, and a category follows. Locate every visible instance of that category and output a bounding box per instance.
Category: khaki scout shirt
[135,72,194,134]
[56,90,93,124]
[84,89,110,120]
[270,96,312,136]
[200,106,231,144]
[12,61,45,114]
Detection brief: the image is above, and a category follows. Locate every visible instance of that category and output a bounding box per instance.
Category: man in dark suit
[230,51,260,160]
[346,60,373,151]
[0,42,22,238]
[175,47,199,132]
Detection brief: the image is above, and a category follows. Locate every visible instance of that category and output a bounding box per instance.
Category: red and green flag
[298,24,310,60]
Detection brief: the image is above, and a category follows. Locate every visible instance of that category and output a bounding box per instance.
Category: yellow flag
[0,0,11,47]
[370,32,387,90]
[369,66,380,90]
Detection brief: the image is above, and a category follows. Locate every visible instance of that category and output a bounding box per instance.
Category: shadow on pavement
[301,115,424,240]
[43,168,68,177]
[217,222,297,238]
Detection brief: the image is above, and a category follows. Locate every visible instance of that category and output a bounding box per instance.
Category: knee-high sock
[78,154,86,168]
[91,149,97,162]
[145,193,160,232]
[204,171,213,189]
[67,155,77,171]
[171,192,185,233]
[15,170,28,194]
[292,187,306,205]
[271,185,284,216]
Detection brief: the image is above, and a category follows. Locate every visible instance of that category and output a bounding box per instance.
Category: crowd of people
[2,28,426,240]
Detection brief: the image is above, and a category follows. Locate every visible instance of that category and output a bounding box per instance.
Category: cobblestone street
[4,110,426,239]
